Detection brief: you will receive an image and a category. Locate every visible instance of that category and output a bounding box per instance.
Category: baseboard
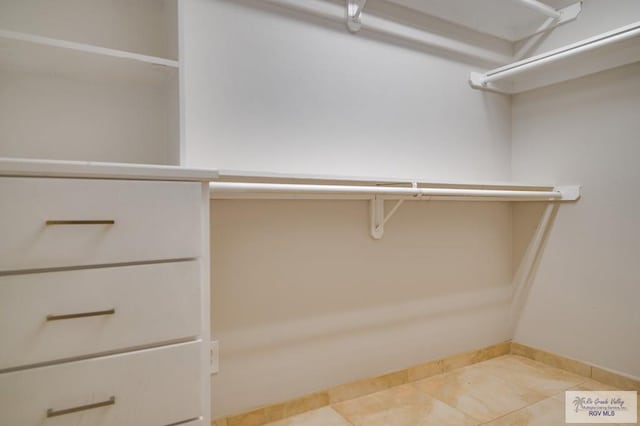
[212,340,511,426]
[212,340,640,426]
[511,341,640,392]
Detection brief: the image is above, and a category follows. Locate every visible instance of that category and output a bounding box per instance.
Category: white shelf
[215,169,558,190]
[0,158,219,182]
[469,21,640,94]
[0,29,178,85]
[385,0,574,42]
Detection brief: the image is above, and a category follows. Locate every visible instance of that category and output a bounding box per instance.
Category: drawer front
[0,177,202,272]
[0,261,201,370]
[0,342,202,426]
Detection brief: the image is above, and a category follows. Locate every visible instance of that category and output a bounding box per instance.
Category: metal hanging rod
[210,182,580,240]
[470,21,640,90]
[210,182,579,201]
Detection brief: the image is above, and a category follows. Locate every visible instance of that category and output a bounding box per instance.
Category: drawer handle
[47,308,116,321]
[46,220,115,225]
[47,396,116,418]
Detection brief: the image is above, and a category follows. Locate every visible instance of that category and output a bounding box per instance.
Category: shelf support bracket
[516,2,583,43]
[370,190,410,239]
[347,0,368,33]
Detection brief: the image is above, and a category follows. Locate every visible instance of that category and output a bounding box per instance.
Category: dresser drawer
[0,342,202,426]
[0,177,202,272]
[0,261,201,370]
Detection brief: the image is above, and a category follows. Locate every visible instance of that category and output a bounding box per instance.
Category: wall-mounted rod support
[370,198,405,239]
[515,2,582,43]
[516,0,561,19]
[347,0,368,33]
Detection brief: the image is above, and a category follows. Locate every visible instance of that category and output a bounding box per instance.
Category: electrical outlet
[210,340,219,375]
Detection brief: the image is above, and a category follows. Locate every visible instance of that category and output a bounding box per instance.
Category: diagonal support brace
[370,197,405,240]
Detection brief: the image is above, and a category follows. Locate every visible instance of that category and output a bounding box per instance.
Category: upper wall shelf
[385,0,580,41]
[0,157,218,182]
[469,21,640,94]
[0,29,178,85]
[214,169,562,191]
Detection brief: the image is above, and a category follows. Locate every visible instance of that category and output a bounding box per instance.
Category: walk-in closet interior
[0,0,639,425]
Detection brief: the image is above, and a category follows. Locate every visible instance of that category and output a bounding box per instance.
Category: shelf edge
[0,29,179,69]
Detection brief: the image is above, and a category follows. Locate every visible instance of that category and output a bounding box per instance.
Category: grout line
[328,406,356,426]
[216,341,510,426]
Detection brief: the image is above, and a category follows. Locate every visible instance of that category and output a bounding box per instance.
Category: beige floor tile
[483,394,637,426]
[263,407,351,426]
[481,397,565,426]
[412,364,541,422]
[479,355,588,396]
[555,378,621,396]
[333,382,478,426]
[412,355,585,423]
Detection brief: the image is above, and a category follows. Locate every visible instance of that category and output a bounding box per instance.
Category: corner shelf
[469,21,640,94]
[0,29,178,85]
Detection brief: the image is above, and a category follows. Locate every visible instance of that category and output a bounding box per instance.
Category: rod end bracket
[555,185,581,201]
[347,0,367,33]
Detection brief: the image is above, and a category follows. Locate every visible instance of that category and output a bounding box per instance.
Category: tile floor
[263,355,639,426]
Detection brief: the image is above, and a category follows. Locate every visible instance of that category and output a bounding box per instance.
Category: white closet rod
[262,0,511,64]
[516,0,561,19]
[210,182,565,200]
[478,21,640,84]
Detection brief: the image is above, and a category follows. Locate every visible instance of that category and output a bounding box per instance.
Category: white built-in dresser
[0,158,216,426]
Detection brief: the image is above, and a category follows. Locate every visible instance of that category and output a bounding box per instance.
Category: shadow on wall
[210,199,563,356]
[211,200,515,347]
[216,285,511,359]
[209,198,565,417]
[511,202,560,333]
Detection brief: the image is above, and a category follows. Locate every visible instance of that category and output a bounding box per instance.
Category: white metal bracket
[346,0,368,33]
[370,191,411,239]
[554,185,581,201]
[517,2,583,42]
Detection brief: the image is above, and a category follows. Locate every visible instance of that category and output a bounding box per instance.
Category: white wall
[0,69,176,165]
[187,0,516,418]
[181,0,512,181]
[211,200,513,417]
[510,0,640,380]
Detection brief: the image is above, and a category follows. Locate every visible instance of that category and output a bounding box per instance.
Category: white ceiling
[383,0,576,41]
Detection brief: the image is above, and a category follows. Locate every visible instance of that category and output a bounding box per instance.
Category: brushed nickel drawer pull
[46,396,115,418]
[47,308,116,321]
[46,220,115,225]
